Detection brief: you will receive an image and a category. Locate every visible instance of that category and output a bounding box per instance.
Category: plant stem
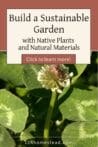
[43,90,57,147]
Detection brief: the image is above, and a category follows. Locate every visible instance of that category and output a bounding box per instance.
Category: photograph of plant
[0,52,98,147]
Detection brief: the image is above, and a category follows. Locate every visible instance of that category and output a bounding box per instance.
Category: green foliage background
[0,52,98,147]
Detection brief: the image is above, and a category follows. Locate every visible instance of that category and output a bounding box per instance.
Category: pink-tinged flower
[37,64,73,93]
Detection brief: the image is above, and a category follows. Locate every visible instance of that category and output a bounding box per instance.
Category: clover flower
[37,64,73,93]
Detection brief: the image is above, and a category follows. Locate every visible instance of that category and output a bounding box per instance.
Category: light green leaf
[20,123,36,141]
[62,122,98,147]
[0,125,15,147]
[0,89,28,132]
[23,65,42,90]
[0,53,23,86]
[16,87,28,97]
[59,87,98,121]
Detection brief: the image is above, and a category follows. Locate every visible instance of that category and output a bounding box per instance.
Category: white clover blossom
[37,64,73,93]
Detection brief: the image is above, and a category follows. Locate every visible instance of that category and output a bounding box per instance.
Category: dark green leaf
[72,65,87,84]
